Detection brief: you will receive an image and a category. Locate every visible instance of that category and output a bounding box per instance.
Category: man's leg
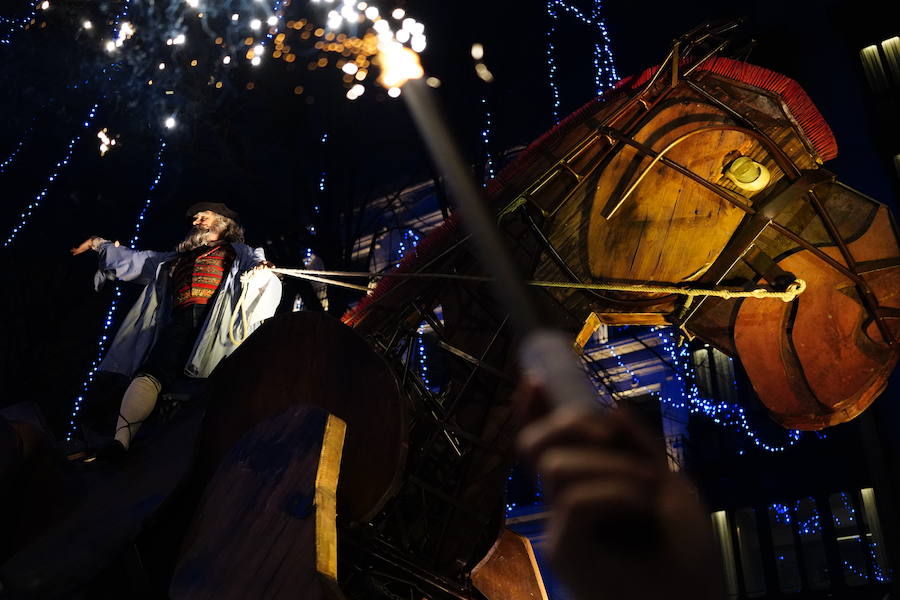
[113,374,162,449]
[111,306,205,451]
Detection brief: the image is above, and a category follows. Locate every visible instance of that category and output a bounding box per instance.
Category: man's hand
[515,379,722,600]
[252,260,276,270]
[70,237,98,256]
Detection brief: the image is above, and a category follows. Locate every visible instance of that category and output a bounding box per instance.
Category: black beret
[185,202,240,224]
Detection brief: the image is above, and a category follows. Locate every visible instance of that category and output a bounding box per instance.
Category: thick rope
[268,267,807,302]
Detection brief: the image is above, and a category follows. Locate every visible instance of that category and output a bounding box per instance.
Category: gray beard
[176,228,217,253]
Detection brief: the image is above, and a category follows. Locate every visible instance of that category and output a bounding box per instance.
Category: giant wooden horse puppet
[2,24,898,600]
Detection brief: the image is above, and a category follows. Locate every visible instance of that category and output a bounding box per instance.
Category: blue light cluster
[392,228,431,388]
[770,499,821,536]
[395,227,419,268]
[1,0,43,45]
[796,502,822,537]
[589,0,619,96]
[770,502,792,526]
[128,140,166,247]
[833,492,856,527]
[634,327,803,453]
[416,322,430,388]
[770,495,891,583]
[110,0,132,28]
[0,136,28,175]
[870,543,891,582]
[505,473,516,514]
[65,139,168,441]
[318,132,328,193]
[3,103,99,248]
[545,0,619,121]
[544,3,562,120]
[842,555,891,584]
[262,0,285,45]
[832,493,891,582]
[480,97,495,182]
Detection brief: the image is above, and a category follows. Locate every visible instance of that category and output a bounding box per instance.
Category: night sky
[0,0,896,437]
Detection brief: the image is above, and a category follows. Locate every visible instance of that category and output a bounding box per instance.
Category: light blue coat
[94,241,282,379]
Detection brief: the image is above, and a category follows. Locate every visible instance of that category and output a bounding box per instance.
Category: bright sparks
[97,128,117,156]
[301,3,428,100]
[377,41,423,89]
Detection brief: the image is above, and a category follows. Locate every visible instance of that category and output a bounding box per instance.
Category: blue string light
[3,103,99,248]
[391,228,431,388]
[0,0,44,46]
[0,135,29,175]
[770,502,792,526]
[416,322,430,388]
[480,97,495,183]
[589,0,619,95]
[545,0,619,121]
[110,0,132,28]
[127,140,166,248]
[545,2,562,121]
[832,492,891,583]
[795,499,822,537]
[65,139,167,441]
[318,132,328,193]
[263,0,285,45]
[770,499,821,537]
[836,491,856,526]
[593,327,804,453]
[771,494,892,583]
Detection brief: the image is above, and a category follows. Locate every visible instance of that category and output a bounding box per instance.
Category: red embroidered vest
[172,243,235,308]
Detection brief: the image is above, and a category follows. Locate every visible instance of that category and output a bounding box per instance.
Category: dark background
[0,0,896,476]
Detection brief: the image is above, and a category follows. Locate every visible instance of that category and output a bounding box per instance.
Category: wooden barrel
[192,311,405,523]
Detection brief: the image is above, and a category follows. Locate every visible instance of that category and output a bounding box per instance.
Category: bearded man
[71,202,281,454]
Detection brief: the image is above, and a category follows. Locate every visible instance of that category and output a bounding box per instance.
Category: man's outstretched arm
[71,236,171,288]
[70,236,113,256]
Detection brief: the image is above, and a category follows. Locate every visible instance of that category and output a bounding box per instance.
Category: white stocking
[114,374,162,449]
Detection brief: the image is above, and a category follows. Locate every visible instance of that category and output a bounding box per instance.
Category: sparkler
[377,42,601,413]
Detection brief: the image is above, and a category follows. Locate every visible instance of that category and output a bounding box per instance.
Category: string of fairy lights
[3,103,99,248]
[65,139,167,441]
[388,227,432,388]
[545,0,619,121]
[598,326,805,452]
[479,96,495,183]
[588,0,618,96]
[0,137,28,175]
[770,495,890,583]
[2,0,138,249]
[0,0,45,45]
